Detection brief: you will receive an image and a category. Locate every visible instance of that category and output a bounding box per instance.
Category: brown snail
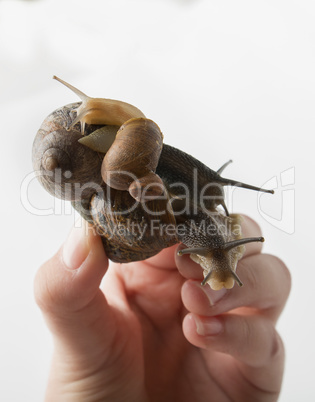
[32,77,274,290]
[53,76,165,202]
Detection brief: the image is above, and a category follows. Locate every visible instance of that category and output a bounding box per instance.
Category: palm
[99,248,238,401]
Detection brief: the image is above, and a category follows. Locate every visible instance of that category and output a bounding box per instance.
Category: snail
[52,76,164,202]
[32,77,274,290]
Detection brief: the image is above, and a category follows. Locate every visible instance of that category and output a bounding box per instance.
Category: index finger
[144,244,178,270]
[240,215,263,257]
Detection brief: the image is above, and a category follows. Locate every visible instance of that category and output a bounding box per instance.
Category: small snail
[33,77,274,290]
[53,76,164,202]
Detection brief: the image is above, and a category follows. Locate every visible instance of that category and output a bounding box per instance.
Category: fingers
[34,220,112,345]
[176,214,263,282]
[183,314,284,401]
[144,244,178,270]
[183,313,283,368]
[179,215,289,394]
[239,215,263,257]
[183,314,284,394]
[181,253,291,321]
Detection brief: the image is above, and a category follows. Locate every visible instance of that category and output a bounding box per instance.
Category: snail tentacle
[201,269,243,288]
[219,176,274,194]
[217,159,233,175]
[177,237,265,258]
[53,75,89,100]
[222,236,264,251]
[177,237,264,287]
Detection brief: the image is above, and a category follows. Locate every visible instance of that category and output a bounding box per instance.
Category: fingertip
[181,280,209,312]
[62,220,108,271]
[182,313,198,343]
[181,279,228,317]
[182,313,223,349]
[240,214,263,239]
[62,220,90,270]
[76,222,109,292]
[145,244,178,270]
[176,245,204,281]
[34,221,109,314]
[239,215,264,257]
[183,312,283,374]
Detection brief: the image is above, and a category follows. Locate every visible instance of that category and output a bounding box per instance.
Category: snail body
[33,78,274,290]
[53,76,145,132]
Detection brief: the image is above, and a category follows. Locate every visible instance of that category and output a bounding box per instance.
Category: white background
[0,0,314,400]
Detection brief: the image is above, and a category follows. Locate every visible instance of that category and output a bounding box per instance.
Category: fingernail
[201,285,227,306]
[62,222,90,270]
[195,317,223,336]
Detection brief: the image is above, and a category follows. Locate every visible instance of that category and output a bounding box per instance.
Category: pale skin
[34,215,291,402]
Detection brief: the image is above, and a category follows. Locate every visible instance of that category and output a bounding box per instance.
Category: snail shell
[101,117,165,202]
[90,186,177,262]
[32,103,103,201]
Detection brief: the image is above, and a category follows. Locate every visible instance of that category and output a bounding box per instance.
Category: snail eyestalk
[53,75,89,100]
[222,237,264,251]
[221,177,274,194]
[177,237,264,257]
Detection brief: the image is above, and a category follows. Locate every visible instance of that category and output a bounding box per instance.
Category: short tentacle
[200,269,243,287]
[201,270,213,286]
[68,107,100,132]
[217,159,233,175]
[229,271,243,287]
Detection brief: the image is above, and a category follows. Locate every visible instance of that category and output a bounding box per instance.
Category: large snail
[32,77,274,290]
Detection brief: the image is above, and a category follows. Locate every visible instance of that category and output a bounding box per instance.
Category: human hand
[34,216,290,402]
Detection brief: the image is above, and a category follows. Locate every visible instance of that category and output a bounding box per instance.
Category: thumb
[34,220,112,349]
